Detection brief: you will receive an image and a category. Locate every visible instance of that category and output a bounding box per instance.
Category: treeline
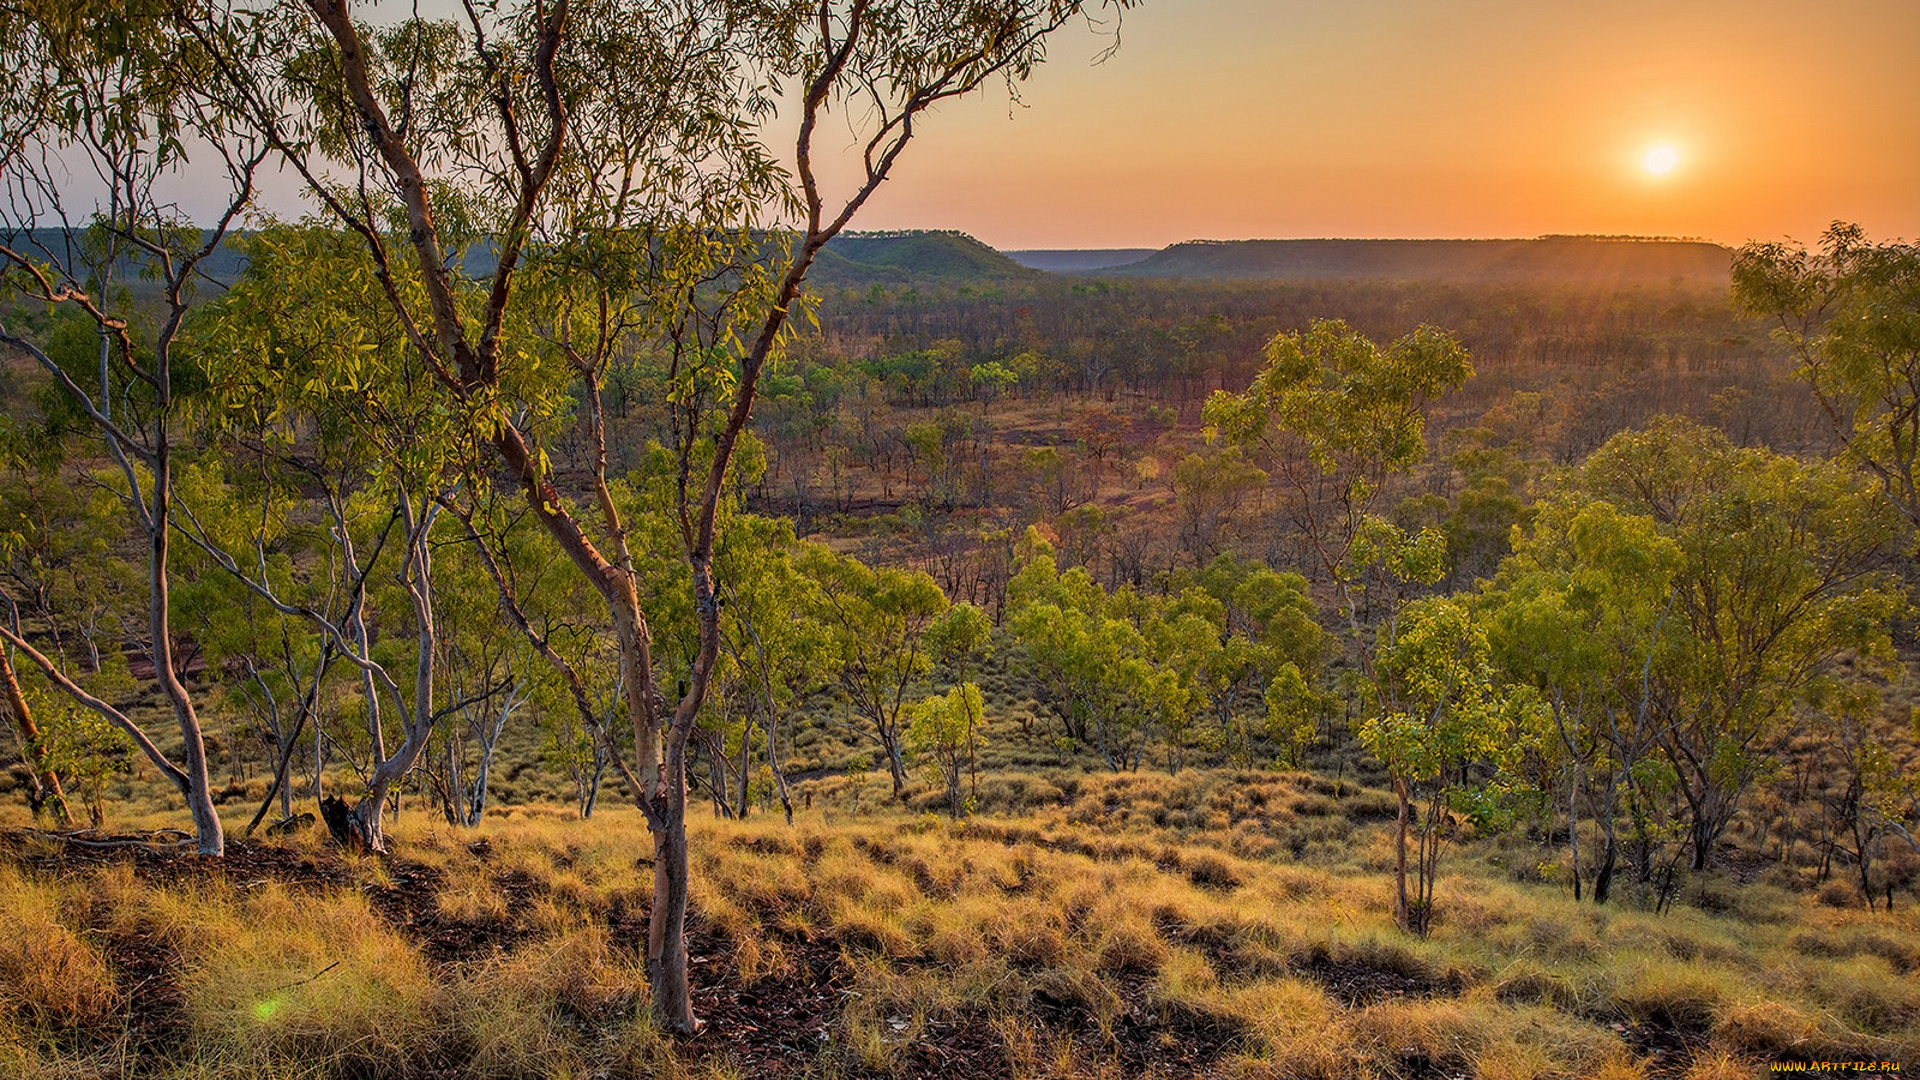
[801,275,1772,402]
[6,229,1920,940]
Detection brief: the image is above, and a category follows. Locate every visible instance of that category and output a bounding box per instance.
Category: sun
[1642,144,1681,177]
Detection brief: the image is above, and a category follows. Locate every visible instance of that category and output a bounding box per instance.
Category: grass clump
[0,866,115,1030]
[184,884,440,1074]
[1611,955,1738,1034]
[452,923,642,1076]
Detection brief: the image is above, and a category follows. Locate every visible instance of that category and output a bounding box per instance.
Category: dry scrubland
[3,769,1917,1080]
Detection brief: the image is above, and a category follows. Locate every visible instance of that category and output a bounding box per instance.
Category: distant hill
[808,230,1039,287]
[2,227,253,285]
[2,227,1041,293]
[6,227,1736,295]
[1102,237,1733,286]
[1005,248,1156,272]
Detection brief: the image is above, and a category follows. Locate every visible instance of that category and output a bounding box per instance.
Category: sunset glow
[824,0,1920,248]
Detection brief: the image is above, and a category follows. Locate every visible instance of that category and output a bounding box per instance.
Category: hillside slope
[809,230,1040,286]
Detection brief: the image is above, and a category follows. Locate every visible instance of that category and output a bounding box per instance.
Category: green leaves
[1205,318,1471,659]
[1008,543,1328,771]
[1362,597,1548,836]
[926,602,992,671]
[1264,662,1324,768]
[1205,318,1472,480]
[1734,224,1920,527]
[908,681,984,760]
[1482,416,1910,872]
[1346,518,1448,588]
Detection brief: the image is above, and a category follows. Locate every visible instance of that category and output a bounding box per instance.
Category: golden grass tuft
[0,867,116,1029]
[1222,978,1350,1078]
[1090,917,1168,976]
[1711,999,1831,1060]
[184,882,441,1073]
[1611,955,1741,1034]
[991,897,1071,968]
[829,892,917,959]
[1490,959,1581,1011]
[451,922,642,1076]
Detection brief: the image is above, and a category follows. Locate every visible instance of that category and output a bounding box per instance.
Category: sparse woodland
[1,0,1918,1077]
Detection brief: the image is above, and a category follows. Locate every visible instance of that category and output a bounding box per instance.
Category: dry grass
[3,767,1919,1078]
[451,923,645,1076]
[165,882,436,1073]
[0,865,116,1030]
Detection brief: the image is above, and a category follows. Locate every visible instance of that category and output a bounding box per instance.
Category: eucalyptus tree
[1204,318,1472,659]
[1480,496,1686,903]
[1204,320,1477,927]
[0,1,272,854]
[1132,598,1213,771]
[924,601,991,800]
[1734,224,1920,526]
[804,547,948,797]
[10,0,1133,1027]
[1580,418,1907,872]
[908,681,984,817]
[1365,596,1544,934]
[1262,662,1323,768]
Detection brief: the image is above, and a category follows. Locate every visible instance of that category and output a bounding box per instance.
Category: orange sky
[814,0,1920,249]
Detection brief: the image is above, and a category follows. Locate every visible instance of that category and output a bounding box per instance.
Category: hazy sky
[816,0,1920,249]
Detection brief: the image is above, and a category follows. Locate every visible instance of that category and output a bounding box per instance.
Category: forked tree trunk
[1689,805,1715,872]
[340,727,433,852]
[1594,833,1619,905]
[339,500,442,853]
[942,757,962,818]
